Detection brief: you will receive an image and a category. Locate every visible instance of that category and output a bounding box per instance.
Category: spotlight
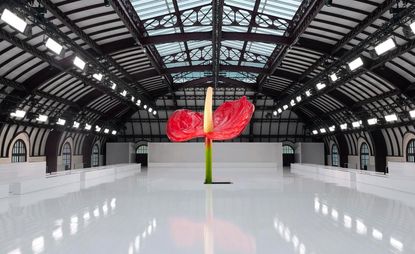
[56,118,66,126]
[73,121,80,128]
[120,90,127,97]
[93,73,103,81]
[352,121,361,128]
[1,9,28,34]
[95,126,101,132]
[312,130,318,135]
[153,110,157,115]
[277,108,282,114]
[330,73,338,82]
[104,0,111,7]
[305,90,311,97]
[111,130,117,135]
[290,99,296,106]
[296,96,302,102]
[45,37,64,56]
[136,99,141,106]
[85,124,92,130]
[374,38,396,56]
[36,114,48,122]
[320,128,327,133]
[10,109,26,118]
[409,109,415,118]
[283,105,288,110]
[367,118,378,125]
[340,123,347,130]
[316,83,326,90]
[273,111,278,116]
[148,107,153,113]
[131,96,135,102]
[111,81,117,90]
[144,105,148,110]
[104,128,109,134]
[73,56,86,70]
[329,125,335,132]
[348,57,363,71]
[385,113,397,122]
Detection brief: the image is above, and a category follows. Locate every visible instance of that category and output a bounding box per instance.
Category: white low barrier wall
[388,161,415,177]
[292,163,415,206]
[0,162,46,183]
[8,164,140,195]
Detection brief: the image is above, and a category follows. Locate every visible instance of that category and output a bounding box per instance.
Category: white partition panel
[388,161,415,177]
[106,143,136,165]
[148,142,283,167]
[0,162,46,183]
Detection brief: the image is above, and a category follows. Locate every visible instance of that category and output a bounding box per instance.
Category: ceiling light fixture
[312,130,318,135]
[385,113,397,122]
[329,125,335,132]
[330,73,338,82]
[85,124,91,130]
[112,130,117,135]
[305,90,311,97]
[56,118,66,126]
[120,90,127,97]
[1,9,28,33]
[73,121,80,128]
[153,110,157,115]
[374,38,396,56]
[367,118,378,125]
[111,81,117,90]
[45,37,64,56]
[352,121,361,128]
[283,105,288,110]
[73,56,86,70]
[36,114,48,122]
[277,108,282,114]
[104,128,109,134]
[340,123,347,130]
[348,57,363,71]
[93,73,103,81]
[10,109,26,118]
[320,128,326,133]
[316,83,326,90]
[95,126,101,132]
[296,96,302,102]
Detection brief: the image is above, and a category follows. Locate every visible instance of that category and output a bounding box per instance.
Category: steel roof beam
[212,0,224,86]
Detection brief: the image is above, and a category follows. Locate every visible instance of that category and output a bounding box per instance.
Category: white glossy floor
[1,166,414,254]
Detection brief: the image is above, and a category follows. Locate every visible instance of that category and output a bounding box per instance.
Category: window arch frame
[406,139,415,162]
[62,142,72,170]
[282,145,295,154]
[11,139,27,163]
[91,144,100,167]
[331,144,339,167]
[360,142,370,170]
[136,145,148,154]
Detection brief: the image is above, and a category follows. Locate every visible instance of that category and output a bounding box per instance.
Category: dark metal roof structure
[1,0,415,164]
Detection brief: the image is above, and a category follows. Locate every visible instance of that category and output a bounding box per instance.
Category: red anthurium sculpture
[167,87,255,184]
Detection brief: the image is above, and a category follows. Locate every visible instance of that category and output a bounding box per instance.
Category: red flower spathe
[167,96,255,142]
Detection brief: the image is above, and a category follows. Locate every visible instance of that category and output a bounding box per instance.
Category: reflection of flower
[167,96,254,142]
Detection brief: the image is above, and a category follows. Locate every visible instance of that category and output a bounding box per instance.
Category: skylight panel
[131,0,174,20]
[155,42,185,56]
[177,0,210,10]
[225,0,256,11]
[246,42,276,56]
[258,0,303,20]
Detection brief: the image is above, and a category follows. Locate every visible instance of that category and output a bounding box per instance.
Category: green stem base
[205,137,213,184]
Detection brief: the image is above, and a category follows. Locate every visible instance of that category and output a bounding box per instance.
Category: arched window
[360,143,369,170]
[91,144,99,167]
[62,143,72,170]
[136,145,148,154]
[332,144,339,167]
[282,145,294,154]
[11,140,27,163]
[407,139,415,162]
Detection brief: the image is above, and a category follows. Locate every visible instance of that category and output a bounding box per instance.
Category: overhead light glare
[131,96,135,102]
[316,83,326,90]
[95,126,101,132]
[409,109,415,118]
[375,38,396,56]
[93,73,103,81]
[45,37,64,55]
[290,99,296,106]
[367,118,378,125]
[73,56,86,70]
[348,57,363,71]
[148,107,153,113]
[320,128,326,133]
[385,113,397,122]
[36,114,48,122]
[104,128,109,134]
[277,108,282,114]
[10,109,26,118]
[120,90,127,97]
[153,110,157,115]
[1,9,28,33]
[273,111,278,116]
[85,124,92,130]
[111,81,117,90]
[312,130,318,135]
[340,123,347,130]
[111,130,117,135]
[305,90,311,97]
[136,100,141,106]
[329,125,335,132]
[144,105,148,110]
[56,118,66,126]
[283,105,288,110]
[296,96,302,102]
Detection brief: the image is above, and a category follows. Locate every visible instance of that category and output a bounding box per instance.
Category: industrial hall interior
[1,0,415,253]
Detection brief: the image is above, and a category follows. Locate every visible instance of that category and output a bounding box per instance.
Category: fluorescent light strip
[36,115,48,122]
[1,9,28,33]
[385,113,397,122]
[10,110,26,118]
[45,38,63,55]
[411,21,415,34]
[375,38,396,56]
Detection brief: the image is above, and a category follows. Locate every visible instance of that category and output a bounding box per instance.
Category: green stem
[205,137,213,184]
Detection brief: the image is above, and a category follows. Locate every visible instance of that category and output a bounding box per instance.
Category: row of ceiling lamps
[0,8,156,119]
[9,109,118,135]
[311,110,415,135]
[272,22,415,117]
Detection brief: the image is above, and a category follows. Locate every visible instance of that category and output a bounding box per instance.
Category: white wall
[106,143,135,165]
[296,143,324,165]
[148,142,283,166]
